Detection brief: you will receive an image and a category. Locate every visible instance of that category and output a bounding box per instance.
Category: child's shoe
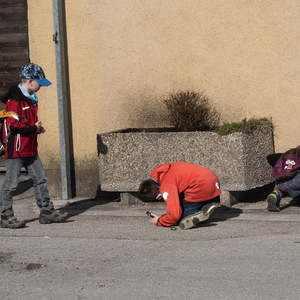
[267,190,281,212]
[39,206,68,224]
[179,203,218,230]
[0,209,26,229]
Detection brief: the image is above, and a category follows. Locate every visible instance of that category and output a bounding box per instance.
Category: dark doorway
[0,0,29,99]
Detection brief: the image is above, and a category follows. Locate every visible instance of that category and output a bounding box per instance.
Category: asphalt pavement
[1,191,300,300]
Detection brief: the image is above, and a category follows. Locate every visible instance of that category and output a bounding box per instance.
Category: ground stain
[0,251,14,264]
[0,251,46,272]
[25,263,45,271]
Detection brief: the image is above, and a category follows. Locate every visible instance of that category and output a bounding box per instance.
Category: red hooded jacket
[2,85,39,158]
[150,162,221,227]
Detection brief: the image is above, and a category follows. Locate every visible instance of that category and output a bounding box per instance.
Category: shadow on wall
[43,154,101,199]
[120,91,170,128]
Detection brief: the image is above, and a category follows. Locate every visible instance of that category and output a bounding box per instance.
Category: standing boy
[0,62,67,228]
[139,161,221,229]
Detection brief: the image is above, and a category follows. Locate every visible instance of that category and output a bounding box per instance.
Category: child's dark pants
[277,172,300,198]
[180,196,220,219]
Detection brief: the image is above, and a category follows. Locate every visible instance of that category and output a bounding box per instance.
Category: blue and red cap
[19,62,52,86]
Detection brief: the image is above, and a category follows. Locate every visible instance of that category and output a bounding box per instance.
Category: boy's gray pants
[0,156,53,213]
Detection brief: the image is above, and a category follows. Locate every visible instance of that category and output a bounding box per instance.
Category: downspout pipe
[52,0,75,199]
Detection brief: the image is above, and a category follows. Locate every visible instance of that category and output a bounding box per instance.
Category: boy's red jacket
[2,86,39,158]
[150,162,221,227]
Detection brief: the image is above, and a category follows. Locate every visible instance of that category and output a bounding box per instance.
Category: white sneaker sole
[179,205,217,230]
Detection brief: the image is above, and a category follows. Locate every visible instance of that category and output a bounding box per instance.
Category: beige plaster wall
[28,0,300,160]
[27,0,59,161]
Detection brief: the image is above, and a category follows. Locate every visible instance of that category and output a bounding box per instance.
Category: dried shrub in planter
[162,91,220,131]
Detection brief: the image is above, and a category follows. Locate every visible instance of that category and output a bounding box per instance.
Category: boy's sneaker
[39,207,68,224]
[267,190,281,212]
[0,209,26,229]
[179,203,218,230]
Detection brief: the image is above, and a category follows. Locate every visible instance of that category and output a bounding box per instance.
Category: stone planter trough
[97,126,274,206]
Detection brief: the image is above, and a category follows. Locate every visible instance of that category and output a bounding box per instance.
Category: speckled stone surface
[97,126,274,192]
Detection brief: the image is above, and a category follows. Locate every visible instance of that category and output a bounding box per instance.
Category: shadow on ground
[57,191,243,226]
[230,182,275,204]
[59,190,120,220]
[211,206,242,222]
[280,196,300,210]
[184,206,242,230]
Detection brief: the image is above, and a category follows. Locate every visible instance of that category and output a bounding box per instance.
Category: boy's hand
[38,126,46,134]
[149,213,159,225]
[35,121,45,134]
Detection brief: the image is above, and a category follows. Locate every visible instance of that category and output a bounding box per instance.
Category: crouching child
[139,161,221,230]
[266,146,300,212]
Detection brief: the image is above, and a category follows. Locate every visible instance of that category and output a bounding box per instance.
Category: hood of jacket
[1,85,30,104]
[150,163,172,184]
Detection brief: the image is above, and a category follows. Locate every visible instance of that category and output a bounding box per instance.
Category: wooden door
[0,0,29,99]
